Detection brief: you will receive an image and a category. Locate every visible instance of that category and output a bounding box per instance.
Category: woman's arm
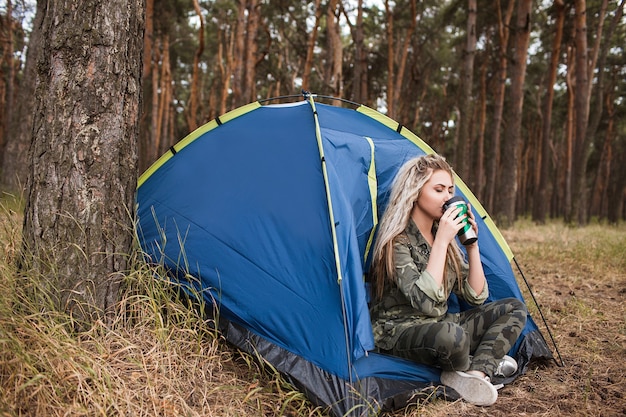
[465,243,486,294]
[426,204,465,288]
[463,204,486,294]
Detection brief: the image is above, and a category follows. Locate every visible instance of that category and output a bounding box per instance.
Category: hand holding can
[443,196,477,245]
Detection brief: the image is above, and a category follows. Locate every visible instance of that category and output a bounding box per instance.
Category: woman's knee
[494,297,528,339]
[496,297,528,317]
[504,297,528,323]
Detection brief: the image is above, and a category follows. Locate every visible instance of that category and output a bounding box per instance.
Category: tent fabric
[136,96,553,416]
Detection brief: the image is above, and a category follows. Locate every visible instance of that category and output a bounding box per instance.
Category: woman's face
[415,169,455,220]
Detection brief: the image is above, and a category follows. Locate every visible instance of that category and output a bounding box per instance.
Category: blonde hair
[370,154,463,300]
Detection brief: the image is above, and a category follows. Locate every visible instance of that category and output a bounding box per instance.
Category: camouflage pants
[389,297,527,378]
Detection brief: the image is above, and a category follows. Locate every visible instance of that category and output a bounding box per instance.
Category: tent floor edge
[218,318,440,416]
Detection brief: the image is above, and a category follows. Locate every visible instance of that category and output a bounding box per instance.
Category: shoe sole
[440,371,498,406]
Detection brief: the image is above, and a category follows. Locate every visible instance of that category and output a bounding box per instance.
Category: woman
[369,154,527,406]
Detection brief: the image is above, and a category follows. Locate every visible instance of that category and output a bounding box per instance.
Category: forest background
[1,0,625,226]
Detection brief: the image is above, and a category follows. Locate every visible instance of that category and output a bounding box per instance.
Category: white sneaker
[440,370,498,406]
[494,355,518,378]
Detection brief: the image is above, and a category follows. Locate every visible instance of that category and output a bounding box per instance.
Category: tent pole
[305,93,355,386]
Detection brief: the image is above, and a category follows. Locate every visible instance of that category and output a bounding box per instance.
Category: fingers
[441,206,466,232]
[465,204,479,234]
[443,204,479,234]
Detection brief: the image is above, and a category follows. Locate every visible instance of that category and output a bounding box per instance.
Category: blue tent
[136,95,553,416]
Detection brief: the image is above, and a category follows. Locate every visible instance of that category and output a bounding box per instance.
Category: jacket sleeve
[393,241,449,318]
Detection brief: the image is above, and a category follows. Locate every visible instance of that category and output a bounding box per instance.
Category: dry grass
[0,192,322,417]
[1,190,625,416]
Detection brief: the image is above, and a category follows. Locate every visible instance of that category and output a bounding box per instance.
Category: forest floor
[1,190,625,416]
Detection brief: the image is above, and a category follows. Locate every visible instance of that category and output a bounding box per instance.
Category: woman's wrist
[466,243,480,254]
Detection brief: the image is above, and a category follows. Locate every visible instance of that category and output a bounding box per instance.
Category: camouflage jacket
[370,219,489,350]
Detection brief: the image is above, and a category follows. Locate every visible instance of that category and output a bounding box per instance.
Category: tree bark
[302,0,322,92]
[22,0,144,324]
[217,26,233,115]
[589,92,614,218]
[186,0,205,132]
[485,0,514,214]
[0,0,14,166]
[589,0,625,219]
[2,0,45,190]
[243,0,259,102]
[570,0,591,225]
[564,45,575,222]
[385,0,394,116]
[156,35,172,156]
[138,0,154,172]
[325,0,343,97]
[232,0,247,107]
[533,0,565,223]
[391,0,417,116]
[456,0,477,179]
[606,103,626,223]
[586,0,607,100]
[142,0,153,79]
[149,38,161,164]
[351,0,367,103]
[586,0,624,160]
[496,0,532,228]
[474,55,488,201]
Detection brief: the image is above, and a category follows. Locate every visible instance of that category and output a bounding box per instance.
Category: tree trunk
[586,0,607,100]
[474,55,488,201]
[391,0,417,115]
[138,0,154,172]
[217,27,233,115]
[325,0,343,97]
[156,35,172,156]
[606,112,626,223]
[564,45,575,222]
[186,0,205,132]
[142,0,154,79]
[485,0,514,214]
[1,0,45,190]
[0,0,14,166]
[533,0,565,223]
[495,0,532,228]
[385,0,394,116]
[340,0,367,104]
[302,0,322,92]
[589,0,625,219]
[589,93,614,218]
[456,0,477,179]
[570,0,591,225]
[150,39,161,163]
[22,0,144,324]
[586,0,624,156]
[243,0,259,102]
[232,0,247,107]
